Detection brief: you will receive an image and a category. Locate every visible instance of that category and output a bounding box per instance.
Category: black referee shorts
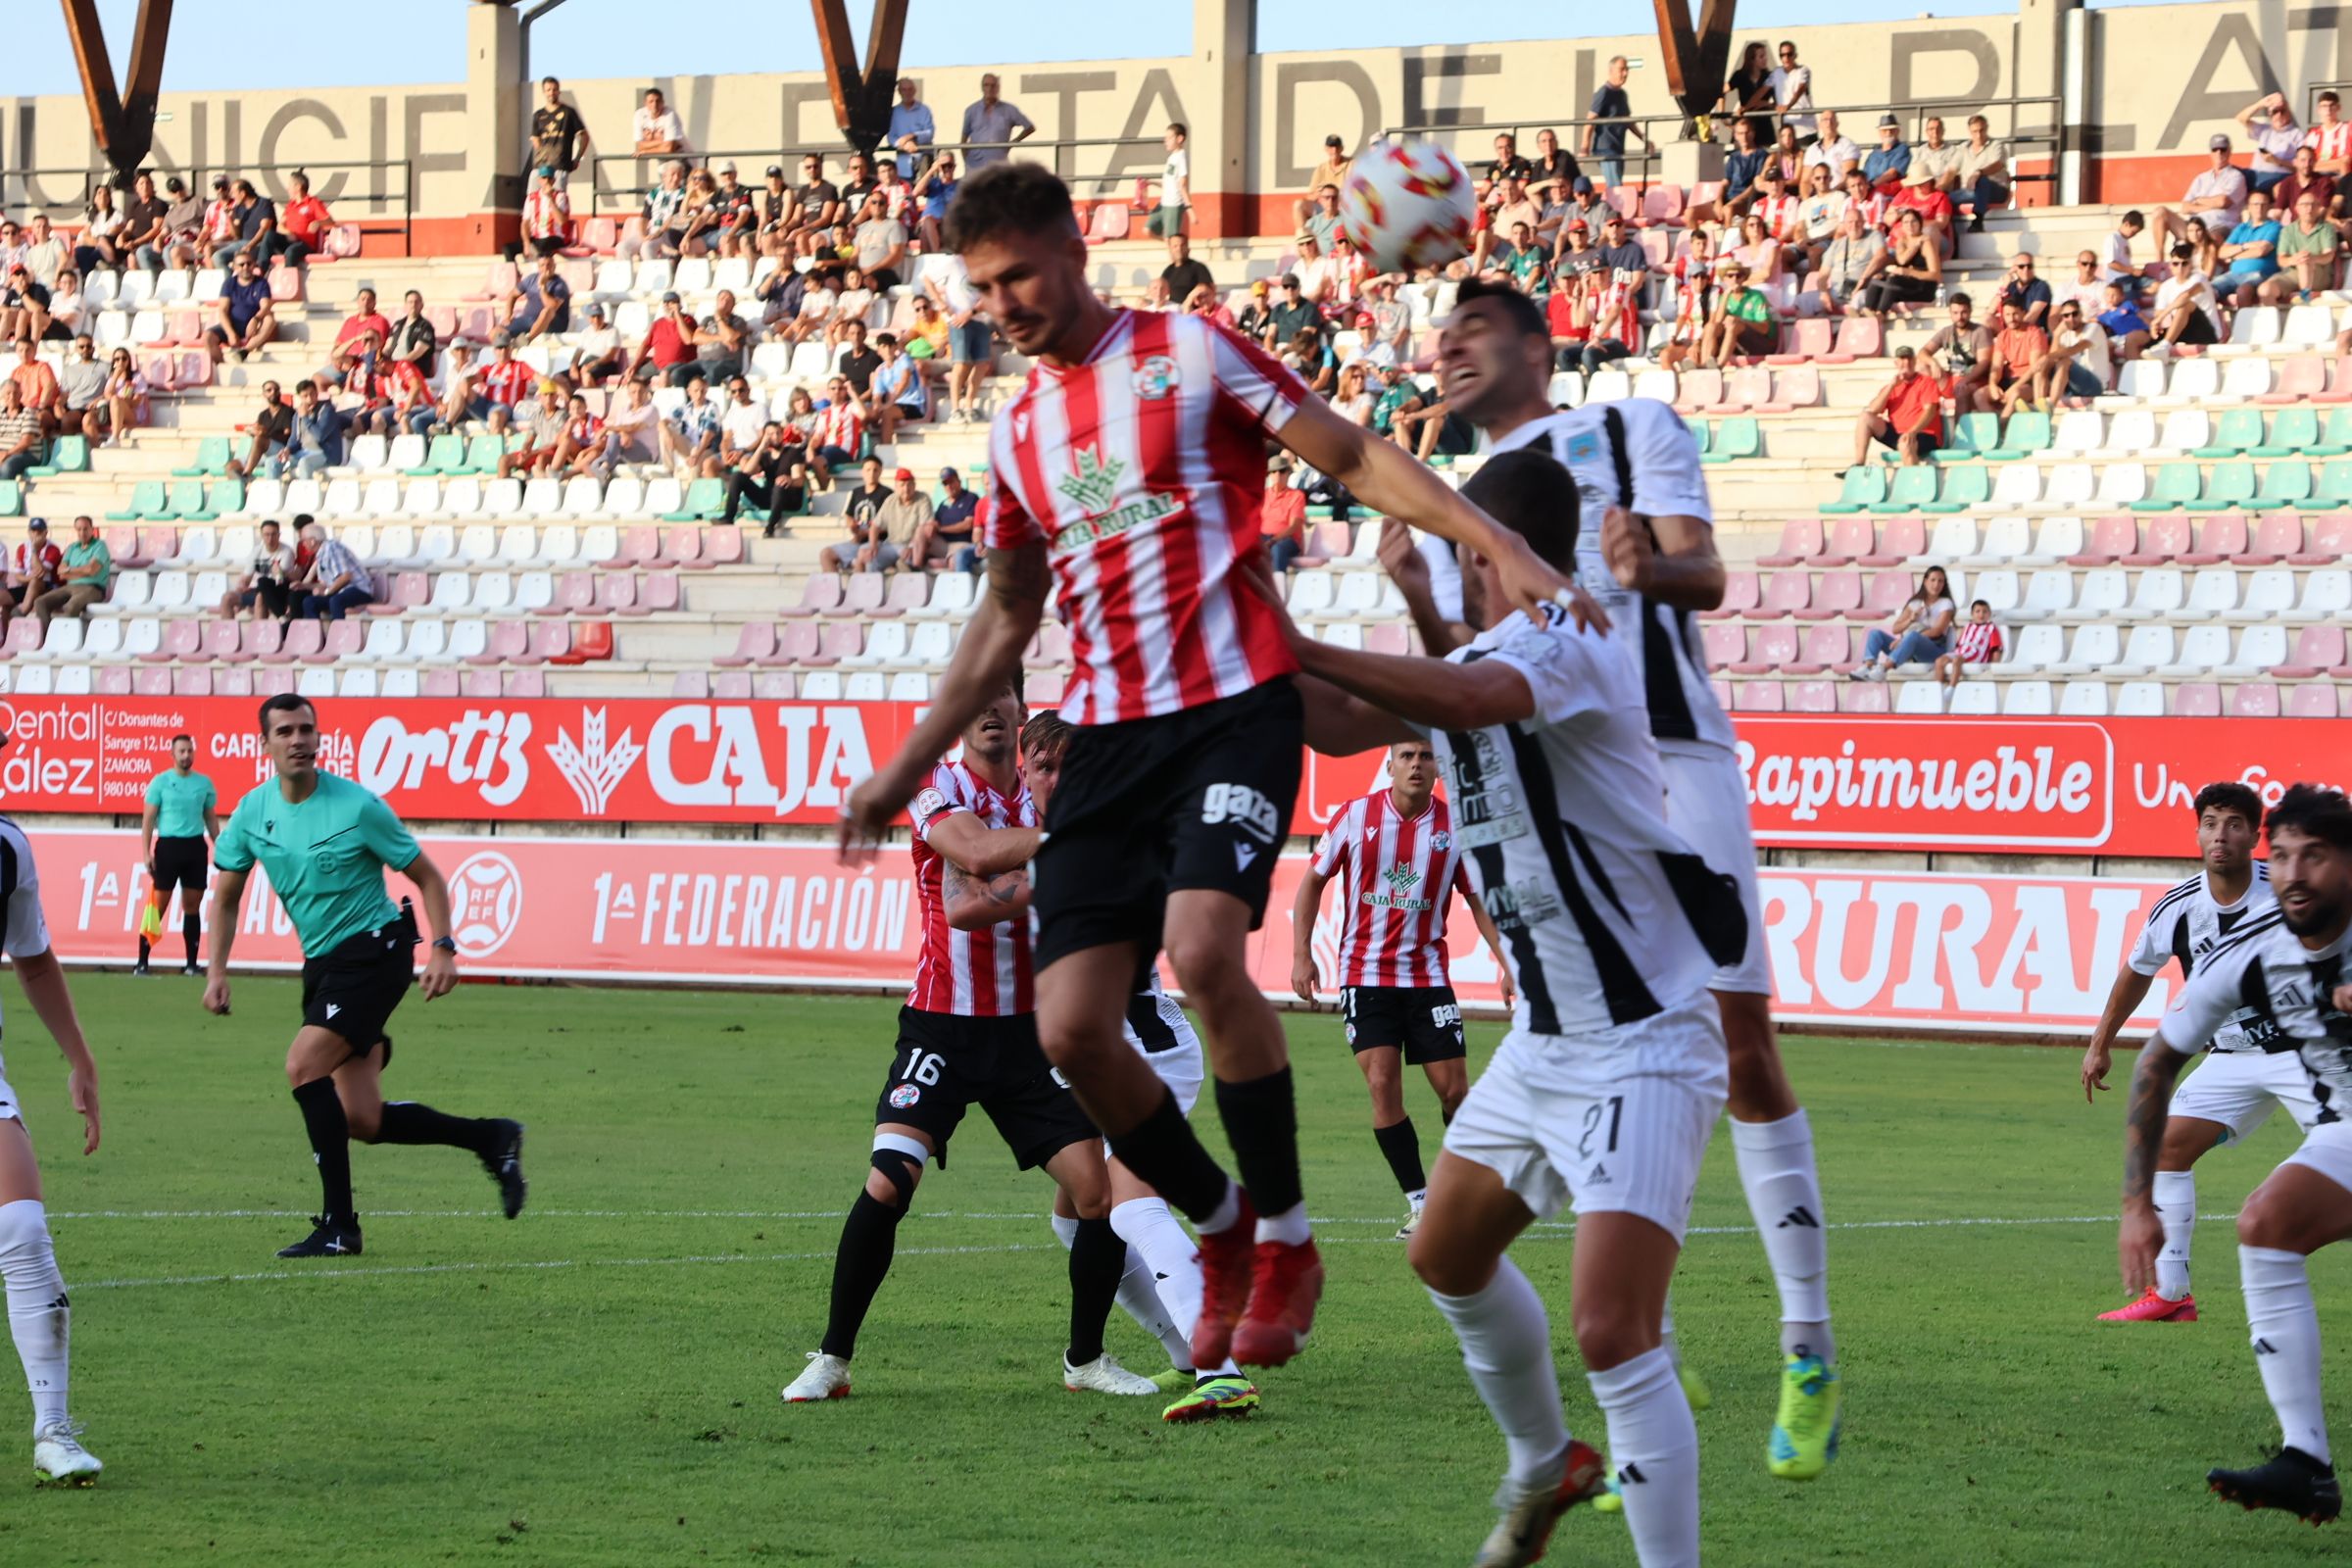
[151,835,209,900]
[301,908,417,1059]
[1033,677,1302,973]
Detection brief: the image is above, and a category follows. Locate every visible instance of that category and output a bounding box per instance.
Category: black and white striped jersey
[2128,863,2275,1052]
[1423,601,1746,1037]
[1122,971,1193,1055]
[2155,908,2352,1118]
[1485,398,1736,758]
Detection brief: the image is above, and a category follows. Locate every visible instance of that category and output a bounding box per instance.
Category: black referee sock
[1106,1087,1236,1226]
[375,1101,496,1156]
[1065,1216,1124,1366]
[1215,1066,1304,1219]
[1374,1116,1427,1196]
[291,1077,357,1227]
[819,1191,904,1360]
[135,937,151,969]
[181,912,201,971]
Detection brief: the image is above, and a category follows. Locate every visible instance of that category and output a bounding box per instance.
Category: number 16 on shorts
[888,1048,944,1109]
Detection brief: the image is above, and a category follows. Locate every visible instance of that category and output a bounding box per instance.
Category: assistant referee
[138,733,219,977]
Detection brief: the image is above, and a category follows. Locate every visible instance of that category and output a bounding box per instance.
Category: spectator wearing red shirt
[330,288,392,379]
[1886,168,1954,257]
[1260,456,1309,572]
[1849,346,1943,468]
[1988,299,2051,415]
[476,334,538,415]
[627,292,701,387]
[280,171,332,267]
[1936,601,2004,689]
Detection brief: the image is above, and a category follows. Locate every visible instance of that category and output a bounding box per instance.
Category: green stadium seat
[463,434,507,474]
[1820,466,1886,514]
[2316,459,2352,508]
[2252,408,2319,459]
[2202,463,2258,509]
[172,436,231,478]
[1933,412,1998,464]
[1685,418,1711,456]
[1869,465,1938,514]
[2243,462,2312,513]
[167,478,216,521]
[207,478,245,516]
[47,436,87,474]
[1984,410,2050,462]
[2131,462,2203,512]
[2314,408,2352,459]
[663,477,725,521]
[0,481,20,518]
[1924,465,1989,514]
[1705,416,1760,464]
[108,479,166,521]
[2193,407,2264,459]
[411,434,466,476]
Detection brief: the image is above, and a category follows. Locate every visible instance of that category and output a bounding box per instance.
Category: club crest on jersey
[1565,430,1600,464]
[1430,829,1451,852]
[1133,354,1180,400]
[888,1084,921,1108]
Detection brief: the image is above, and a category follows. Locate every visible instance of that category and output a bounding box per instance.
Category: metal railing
[583,135,1165,220]
[1386,94,2065,199]
[0,160,417,257]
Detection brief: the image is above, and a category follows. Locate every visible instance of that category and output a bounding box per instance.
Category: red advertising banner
[33,829,2185,1036]
[4,696,2342,858]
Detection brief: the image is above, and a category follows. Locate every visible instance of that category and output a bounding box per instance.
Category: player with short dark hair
[784,676,1157,1405]
[204,695,525,1258]
[843,161,1577,1373]
[1292,740,1513,1238]
[137,732,219,977]
[2121,784,2352,1524]
[2084,780,2286,1323]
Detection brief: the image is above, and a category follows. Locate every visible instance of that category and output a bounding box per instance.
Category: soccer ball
[1336,138,1477,274]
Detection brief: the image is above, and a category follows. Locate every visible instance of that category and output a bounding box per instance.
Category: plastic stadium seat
[1894,681,1945,714]
[1790,569,1861,621]
[1733,680,1785,712]
[1673,368,1723,414]
[1701,623,1744,670]
[1705,416,1759,464]
[1820,466,1886,514]
[1787,622,1854,675]
[1936,413,1998,465]
[1752,571,1811,619]
[2244,462,2313,513]
[2116,569,2184,622]
[2066,515,2138,565]
[1702,571,1759,620]
[2123,514,2190,565]
[2275,626,2348,680]
[1928,465,1989,514]
[1729,624,1798,674]
[1756,519,1822,568]
[2287,685,2342,718]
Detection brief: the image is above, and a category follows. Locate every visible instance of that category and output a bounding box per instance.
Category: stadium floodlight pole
[808,0,911,159]
[58,0,174,191]
[514,0,577,94]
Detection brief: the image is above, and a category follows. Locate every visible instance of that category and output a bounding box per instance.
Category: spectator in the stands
[7,350,61,438]
[633,87,687,157]
[868,333,927,444]
[371,353,436,440]
[1545,263,1595,368]
[199,175,239,261]
[695,289,750,385]
[825,268,877,353]
[530,391,600,478]
[1864,114,1911,193]
[478,331,538,414]
[819,457,896,570]
[784,153,842,258]
[1285,326,1336,395]
[41,270,85,342]
[2269,187,2342,301]
[279,171,331,268]
[152,175,203,270]
[1298,182,1343,252]
[2096,279,2153,362]
[0,267,48,349]
[1583,55,1642,189]
[960,74,1036,169]
[1733,209,1788,285]
[1807,111,1859,184]
[100,348,144,447]
[521,167,570,258]
[200,249,271,364]
[888,76,935,178]
[1148,235,1212,319]
[1855,209,1941,316]
[1593,213,1648,293]
[1950,115,2011,232]
[1260,456,1309,572]
[1720,119,1768,218]
[874,466,933,565]
[2097,209,2148,297]
[2216,187,2282,303]
[754,164,799,259]
[2151,134,2246,276]
[212,180,278,270]
[1530,128,1581,205]
[717,419,807,534]
[909,151,958,252]
[1791,163,1844,269]
[671,168,728,259]
[1,517,59,634]
[1936,601,2004,690]
[530,76,590,190]
[74,184,124,276]
[118,174,166,272]
[385,290,437,378]
[1696,260,1776,364]
[1149,122,1192,239]
[2150,240,2224,347]
[226,381,291,479]
[2033,299,2113,403]
[835,318,882,399]
[1491,172,1544,256]
[1498,219,1550,298]
[433,344,485,430]
[1852,565,1954,681]
[14,219,61,293]
[55,336,105,440]
[2276,145,2338,227]
[853,189,908,290]
[1839,166,1888,236]
[1986,298,2049,415]
[2055,249,2108,317]
[1723,40,1778,146]
[925,466,982,571]
[1887,167,1955,256]
[2237,91,2303,194]
[1655,253,1718,373]
[1998,249,2052,325]
[629,291,699,386]
[1765,123,1805,189]
[1849,346,1943,468]
[661,373,722,478]
[595,376,660,473]
[566,302,625,386]
[1768,39,1816,140]
[1910,117,1961,195]
[616,160,688,262]
[294,522,375,621]
[33,514,110,626]
[1296,136,1352,234]
[839,152,880,226]
[285,382,349,479]
[1263,271,1319,350]
[2307,90,2350,175]
[1581,268,1643,375]
[0,384,41,481]
[808,375,866,485]
[330,287,393,379]
[1740,164,1799,253]
[1328,362,1377,425]
[220,517,295,620]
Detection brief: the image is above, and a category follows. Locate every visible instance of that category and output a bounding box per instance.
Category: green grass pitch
[0,972,2346,1565]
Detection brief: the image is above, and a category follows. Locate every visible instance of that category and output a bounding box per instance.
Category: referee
[137,733,219,977]
[204,695,526,1259]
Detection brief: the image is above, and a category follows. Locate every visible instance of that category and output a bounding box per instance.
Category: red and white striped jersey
[906,760,1036,1015]
[978,309,1310,725]
[1312,790,1472,989]
[2307,121,2352,163]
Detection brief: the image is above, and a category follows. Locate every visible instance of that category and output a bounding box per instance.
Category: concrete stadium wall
[3,0,2344,249]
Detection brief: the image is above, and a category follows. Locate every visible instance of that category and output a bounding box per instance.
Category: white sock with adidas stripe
[1732,1110,1834,1365]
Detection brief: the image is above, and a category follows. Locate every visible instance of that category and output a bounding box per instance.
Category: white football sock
[2241,1246,2331,1464]
[1428,1257,1568,1486]
[1255,1201,1312,1247]
[1731,1110,1834,1364]
[2153,1169,2196,1300]
[1658,1295,1681,1370]
[1052,1210,1190,1372]
[1590,1347,1701,1568]
[0,1200,69,1433]
[1109,1197,1229,1374]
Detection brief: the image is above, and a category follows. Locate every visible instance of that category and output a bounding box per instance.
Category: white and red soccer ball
[1337,138,1476,273]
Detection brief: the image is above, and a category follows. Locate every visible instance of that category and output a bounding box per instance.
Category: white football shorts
[2170,1048,2325,1143]
[1660,743,1773,997]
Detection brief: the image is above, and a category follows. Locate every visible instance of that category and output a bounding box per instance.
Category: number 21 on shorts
[1579,1095,1624,1159]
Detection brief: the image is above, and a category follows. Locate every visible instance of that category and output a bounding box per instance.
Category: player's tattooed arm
[2117,1039,2186,1293]
[943,861,1034,931]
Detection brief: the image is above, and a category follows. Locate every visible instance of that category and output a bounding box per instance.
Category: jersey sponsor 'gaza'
[1312,791,1473,989]
[1484,397,1735,757]
[1423,602,1745,1037]
[906,760,1035,1017]
[979,310,1310,726]
[2129,862,2274,1052]
[2156,908,2352,1120]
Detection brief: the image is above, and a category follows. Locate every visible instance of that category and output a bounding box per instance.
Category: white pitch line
[48,1207,2204,1229]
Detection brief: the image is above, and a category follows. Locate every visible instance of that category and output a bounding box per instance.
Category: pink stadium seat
[324,223,363,260]
[237,619,281,661]
[1730,623,1797,674]
[462,669,502,698]
[603,526,660,568]
[1863,569,1917,615]
[1789,678,1838,711]
[715,623,776,667]
[753,673,798,701]
[1819,517,1875,564]
[0,621,31,661]
[94,667,130,695]
[772,621,822,666]
[2227,683,2278,717]
[1025,622,1073,668]
[1838,681,1891,712]
[162,308,204,347]
[1830,317,1884,360]
[1606,184,1642,220]
[638,571,680,612]
[543,571,596,613]
[254,667,297,696]
[267,263,304,303]
[1700,622,1744,669]
[309,620,365,664]
[1860,515,1924,565]
[143,620,201,663]
[266,620,322,663]
[815,622,863,663]
[1734,680,1785,711]
[1792,270,1830,318]
[780,573,843,619]
[558,260,595,296]
[2296,514,2352,564]
[594,573,638,614]
[426,305,461,340]
[138,350,177,390]
[466,622,527,665]
[1787,622,1854,674]
[672,671,711,700]
[138,526,178,564]
[703,527,745,566]
[1751,570,1811,619]
[2257,356,2328,406]
[660,526,710,570]
[1769,365,1819,409]
[418,669,462,697]
[1640,184,1686,227]
[1791,568,1861,621]
[503,669,546,698]
[454,305,494,344]
[524,622,571,663]
[216,667,254,697]
[2288,684,2342,717]
[466,262,520,303]
[379,571,429,612]
[1701,569,1759,620]
[2178,514,2247,565]
[2067,514,2139,566]
[172,349,213,388]
[1706,367,1771,414]
[2174,682,2223,716]
[201,621,241,662]
[1768,318,1833,365]
[711,670,753,701]
[876,572,929,616]
[2274,625,2347,680]
[1672,368,1723,414]
[172,667,213,696]
[1757,518,1822,568]
[2246,513,2307,564]
[2315,355,2352,405]
[131,667,172,696]
[2124,514,2191,565]
[836,573,887,617]
[106,524,148,567]
[1710,678,1733,710]
[578,218,618,254]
